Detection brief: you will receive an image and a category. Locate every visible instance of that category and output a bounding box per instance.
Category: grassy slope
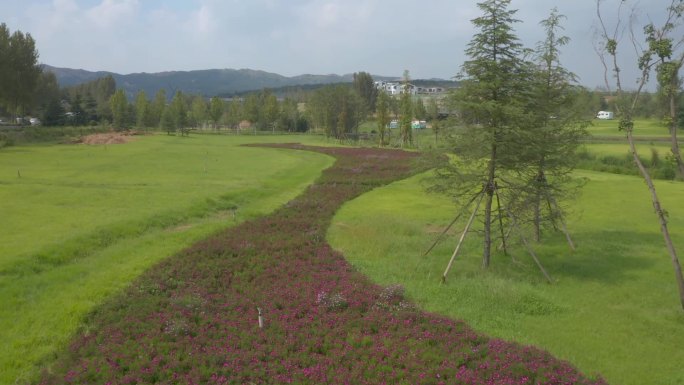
[0,133,333,384]
[328,168,684,385]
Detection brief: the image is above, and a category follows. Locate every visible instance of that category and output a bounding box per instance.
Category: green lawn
[582,142,673,159]
[0,133,333,384]
[588,118,673,138]
[328,167,684,385]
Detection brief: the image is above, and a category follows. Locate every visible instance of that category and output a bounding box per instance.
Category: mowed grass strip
[328,168,684,385]
[588,118,673,138]
[0,133,333,384]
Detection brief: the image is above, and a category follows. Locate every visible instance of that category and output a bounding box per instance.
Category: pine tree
[521,8,588,242]
[431,0,531,268]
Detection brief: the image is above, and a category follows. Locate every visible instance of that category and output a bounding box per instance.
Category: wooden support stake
[497,225,513,251]
[423,191,481,257]
[494,186,508,255]
[442,191,484,284]
[257,307,264,328]
[520,234,554,284]
[506,210,554,284]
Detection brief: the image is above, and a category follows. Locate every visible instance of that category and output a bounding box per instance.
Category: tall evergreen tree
[431,0,531,268]
[521,8,588,242]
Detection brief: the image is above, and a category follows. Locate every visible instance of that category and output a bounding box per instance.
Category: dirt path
[38,145,605,384]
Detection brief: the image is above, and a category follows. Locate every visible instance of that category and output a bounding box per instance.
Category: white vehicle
[596,111,614,120]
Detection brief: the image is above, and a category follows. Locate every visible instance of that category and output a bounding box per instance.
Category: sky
[1,0,681,89]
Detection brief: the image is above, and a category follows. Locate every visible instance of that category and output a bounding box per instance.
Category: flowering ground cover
[38,145,605,384]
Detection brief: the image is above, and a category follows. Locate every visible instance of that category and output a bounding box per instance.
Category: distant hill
[42,65,382,98]
[42,65,456,99]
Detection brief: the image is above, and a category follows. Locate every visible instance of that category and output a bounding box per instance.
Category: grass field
[588,118,673,138]
[581,142,673,158]
[328,166,684,385]
[0,133,333,384]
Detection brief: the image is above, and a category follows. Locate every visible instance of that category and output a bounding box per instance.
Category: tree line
[1,18,678,135]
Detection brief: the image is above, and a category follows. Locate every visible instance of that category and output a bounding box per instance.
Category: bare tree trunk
[596,0,684,311]
[627,130,684,310]
[483,143,497,268]
[495,186,508,255]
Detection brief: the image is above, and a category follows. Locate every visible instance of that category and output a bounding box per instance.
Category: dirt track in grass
[38,144,606,385]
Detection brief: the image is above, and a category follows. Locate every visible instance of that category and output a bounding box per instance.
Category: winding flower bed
[38,145,605,385]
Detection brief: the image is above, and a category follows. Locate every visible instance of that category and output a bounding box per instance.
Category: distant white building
[374,80,443,95]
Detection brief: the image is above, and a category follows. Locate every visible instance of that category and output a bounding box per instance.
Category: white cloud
[184,4,216,38]
[85,0,139,29]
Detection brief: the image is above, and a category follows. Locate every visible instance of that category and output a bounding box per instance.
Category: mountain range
[42,65,455,98]
[42,65,382,97]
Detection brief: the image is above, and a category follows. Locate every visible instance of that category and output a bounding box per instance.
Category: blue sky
[1,0,681,89]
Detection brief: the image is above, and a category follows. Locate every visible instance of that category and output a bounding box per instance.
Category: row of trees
[103,88,309,134]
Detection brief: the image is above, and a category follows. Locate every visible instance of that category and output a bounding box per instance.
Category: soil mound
[80,132,137,145]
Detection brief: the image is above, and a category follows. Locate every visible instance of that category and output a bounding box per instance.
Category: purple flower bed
[38,145,606,385]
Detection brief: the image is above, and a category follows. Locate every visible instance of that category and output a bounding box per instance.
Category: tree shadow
[539,230,661,284]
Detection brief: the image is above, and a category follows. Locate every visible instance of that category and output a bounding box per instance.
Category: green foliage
[64,75,117,123]
[170,90,188,135]
[399,70,413,147]
[433,0,532,266]
[0,23,41,117]
[518,8,589,239]
[190,95,208,128]
[413,98,427,120]
[32,71,62,121]
[134,90,150,129]
[109,89,130,130]
[576,144,679,181]
[376,91,390,146]
[225,97,241,129]
[209,96,224,128]
[42,98,66,126]
[352,71,377,113]
[308,84,364,139]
